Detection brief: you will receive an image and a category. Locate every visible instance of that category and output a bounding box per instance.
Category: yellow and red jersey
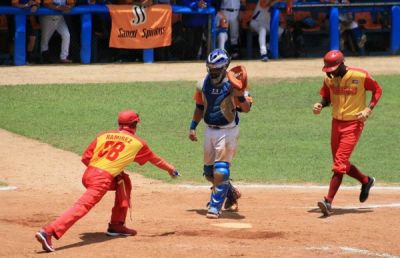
[320,67,382,121]
[81,130,156,177]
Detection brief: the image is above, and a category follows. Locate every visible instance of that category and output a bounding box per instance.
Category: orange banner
[108,4,172,49]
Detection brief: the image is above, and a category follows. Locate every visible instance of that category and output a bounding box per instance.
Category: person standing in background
[40,0,75,63]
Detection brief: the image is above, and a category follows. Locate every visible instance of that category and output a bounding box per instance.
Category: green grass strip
[0,76,399,184]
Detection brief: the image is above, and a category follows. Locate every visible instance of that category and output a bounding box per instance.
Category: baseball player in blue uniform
[188,48,252,218]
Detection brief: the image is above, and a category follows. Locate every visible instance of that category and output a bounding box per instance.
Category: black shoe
[224,182,241,211]
[317,199,332,217]
[359,176,375,203]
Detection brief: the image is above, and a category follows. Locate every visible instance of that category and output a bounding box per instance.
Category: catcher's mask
[118,110,140,126]
[322,50,344,73]
[206,48,231,85]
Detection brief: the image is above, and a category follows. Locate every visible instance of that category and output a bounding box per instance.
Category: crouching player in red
[35,110,180,252]
[313,50,382,216]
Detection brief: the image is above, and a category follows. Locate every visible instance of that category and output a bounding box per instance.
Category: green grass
[0,181,7,187]
[0,76,399,184]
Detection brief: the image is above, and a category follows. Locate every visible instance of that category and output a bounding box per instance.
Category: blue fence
[1,2,400,65]
[0,5,216,65]
[270,1,400,59]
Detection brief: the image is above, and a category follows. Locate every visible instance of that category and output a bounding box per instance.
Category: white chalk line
[179,184,400,191]
[0,186,17,191]
[306,246,398,258]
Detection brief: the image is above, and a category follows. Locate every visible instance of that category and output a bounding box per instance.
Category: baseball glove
[227,65,248,90]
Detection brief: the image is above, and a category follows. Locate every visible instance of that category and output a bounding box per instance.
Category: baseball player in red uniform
[35,110,180,252]
[313,50,382,216]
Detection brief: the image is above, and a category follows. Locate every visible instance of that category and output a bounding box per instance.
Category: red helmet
[322,50,344,72]
[118,110,140,125]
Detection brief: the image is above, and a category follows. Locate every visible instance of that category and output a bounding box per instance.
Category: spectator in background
[182,0,211,60]
[250,0,283,61]
[216,11,228,50]
[218,0,245,59]
[339,8,367,56]
[11,0,41,63]
[40,0,75,63]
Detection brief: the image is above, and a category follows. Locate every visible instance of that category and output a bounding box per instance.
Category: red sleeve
[364,75,382,109]
[81,138,97,166]
[148,154,175,174]
[133,143,157,165]
[319,82,331,101]
[134,144,175,173]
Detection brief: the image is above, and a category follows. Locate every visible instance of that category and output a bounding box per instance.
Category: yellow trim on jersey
[325,69,367,121]
[89,132,143,177]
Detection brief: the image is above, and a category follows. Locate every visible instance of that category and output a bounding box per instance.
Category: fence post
[14,14,26,66]
[391,5,400,54]
[329,7,339,50]
[270,7,280,59]
[143,49,154,63]
[80,13,92,64]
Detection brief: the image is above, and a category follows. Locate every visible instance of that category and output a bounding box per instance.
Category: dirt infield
[1,58,400,257]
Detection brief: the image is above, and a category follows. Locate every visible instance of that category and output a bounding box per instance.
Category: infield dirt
[1,58,400,257]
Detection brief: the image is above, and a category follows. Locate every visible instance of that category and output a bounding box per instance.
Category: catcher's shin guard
[224,181,241,212]
[207,162,230,217]
[207,181,230,217]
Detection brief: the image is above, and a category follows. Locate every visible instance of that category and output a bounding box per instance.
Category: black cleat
[359,176,375,203]
[224,182,241,211]
[317,199,332,217]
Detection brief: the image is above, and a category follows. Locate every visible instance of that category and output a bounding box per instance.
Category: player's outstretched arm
[149,155,180,178]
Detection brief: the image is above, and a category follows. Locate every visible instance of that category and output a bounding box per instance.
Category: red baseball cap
[322,50,344,72]
[118,110,140,125]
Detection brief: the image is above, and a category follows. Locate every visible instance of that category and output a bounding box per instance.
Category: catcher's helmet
[118,110,140,125]
[322,50,344,72]
[206,48,230,84]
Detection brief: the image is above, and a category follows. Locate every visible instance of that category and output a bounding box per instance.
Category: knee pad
[203,165,214,182]
[213,161,230,185]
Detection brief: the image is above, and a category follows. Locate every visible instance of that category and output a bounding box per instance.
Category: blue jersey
[200,75,239,126]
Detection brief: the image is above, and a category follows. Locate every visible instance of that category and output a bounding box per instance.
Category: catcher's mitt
[227,65,248,90]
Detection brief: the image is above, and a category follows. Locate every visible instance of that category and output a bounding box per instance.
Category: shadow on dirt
[187,209,246,219]
[54,232,121,251]
[308,207,374,218]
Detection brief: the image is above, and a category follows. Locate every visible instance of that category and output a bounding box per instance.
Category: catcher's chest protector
[202,76,236,126]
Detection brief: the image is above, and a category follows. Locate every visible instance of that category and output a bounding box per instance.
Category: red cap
[118,110,140,125]
[322,50,344,72]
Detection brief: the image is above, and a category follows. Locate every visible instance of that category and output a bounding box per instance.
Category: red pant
[44,167,131,239]
[331,119,364,173]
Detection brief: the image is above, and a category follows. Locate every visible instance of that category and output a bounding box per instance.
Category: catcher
[188,48,252,219]
[35,110,180,252]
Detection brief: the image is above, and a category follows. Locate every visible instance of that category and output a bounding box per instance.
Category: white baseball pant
[203,126,239,165]
[40,15,70,60]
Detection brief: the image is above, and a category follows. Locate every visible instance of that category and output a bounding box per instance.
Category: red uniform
[319,67,382,203]
[320,67,382,175]
[42,129,175,239]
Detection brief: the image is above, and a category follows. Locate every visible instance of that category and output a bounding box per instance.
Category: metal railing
[0,4,216,65]
[269,1,400,59]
